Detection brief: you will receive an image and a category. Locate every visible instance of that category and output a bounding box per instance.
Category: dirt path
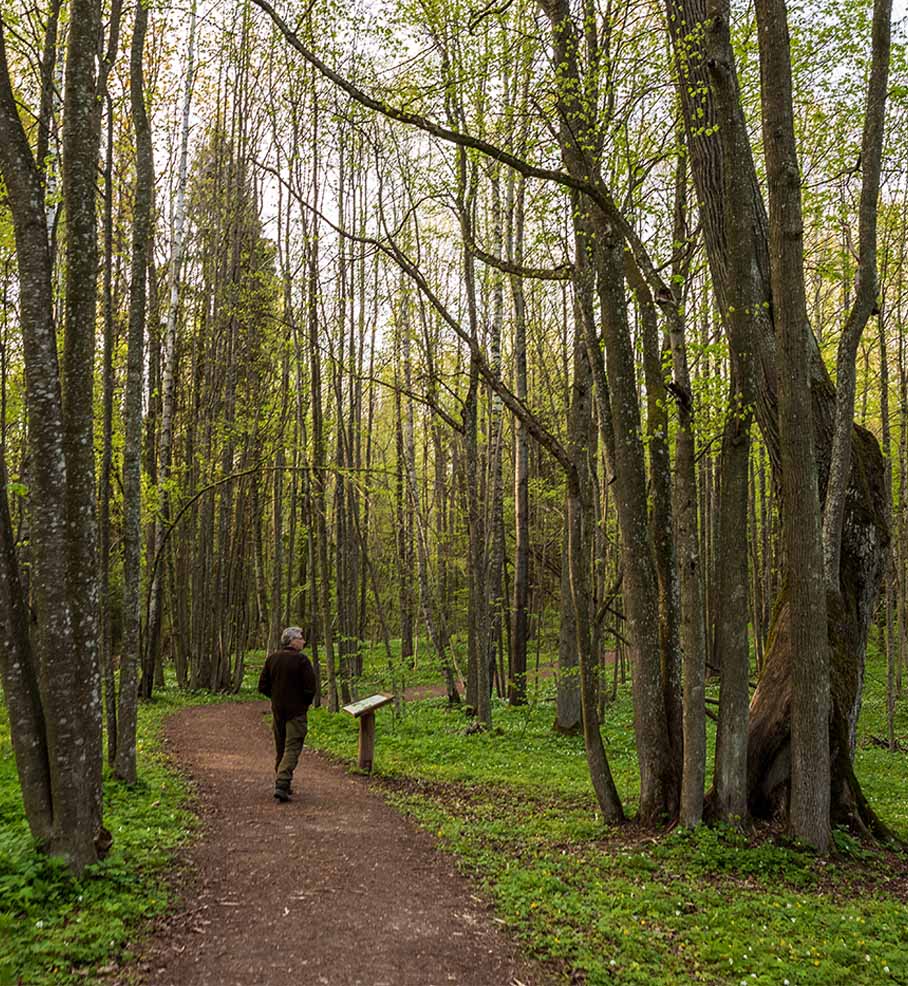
[123,701,557,986]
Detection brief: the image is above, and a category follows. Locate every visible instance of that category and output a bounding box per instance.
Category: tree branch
[256,154,573,471]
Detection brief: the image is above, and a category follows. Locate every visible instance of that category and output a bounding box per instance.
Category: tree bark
[567,473,625,826]
[710,372,752,825]
[878,312,896,749]
[115,0,153,784]
[305,117,338,710]
[507,174,530,706]
[667,0,891,840]
[540,0,681,823]
[0,449,52,845]
[146,0,197,696]
[485,173,507,716]
[629,265,683,790]
[0,4,113,871]
[667,158,708,828]
[99,91,117,766]
[821,0,891,588]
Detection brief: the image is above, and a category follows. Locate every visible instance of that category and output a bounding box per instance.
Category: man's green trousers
[273,712,308,791]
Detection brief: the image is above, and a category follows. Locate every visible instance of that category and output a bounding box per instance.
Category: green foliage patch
[0,677,259,986]
[306,652,908,986]
[1,648,906,986]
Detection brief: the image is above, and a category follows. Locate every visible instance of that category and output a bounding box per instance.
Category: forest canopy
[0,0,906,870]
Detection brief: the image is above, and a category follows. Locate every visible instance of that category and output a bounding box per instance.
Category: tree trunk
[554,297,584,735]
[667,0,892,840]
[710,374,752,825]
[559,278,624,822]
[567,474,625,826]
[0,450,52,845]
[457,182,490,725]
[485,174,507,719]
[115,0,153,783]
[0,4,113,871]
[146,0,196,697]
[539,0,681,822]
[820,0,891,588]
[99,92,117,766]
[507,174,530,706]
[897,288,907,699]
[630,266,683,791]
[667,157,708,828]
[310,239,338,711]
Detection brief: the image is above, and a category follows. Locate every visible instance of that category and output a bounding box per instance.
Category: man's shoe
[274,776,292,795]
[273,787,291,803]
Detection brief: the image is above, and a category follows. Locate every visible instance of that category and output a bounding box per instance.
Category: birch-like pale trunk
[115,0,153,783]
[145,0,197,695]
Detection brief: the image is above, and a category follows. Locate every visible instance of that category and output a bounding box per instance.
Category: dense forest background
[1,0,907,870]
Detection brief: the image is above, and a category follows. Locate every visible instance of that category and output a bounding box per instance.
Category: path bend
[123,700,556,986]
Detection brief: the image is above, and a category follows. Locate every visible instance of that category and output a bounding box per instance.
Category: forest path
[123,700,555,986]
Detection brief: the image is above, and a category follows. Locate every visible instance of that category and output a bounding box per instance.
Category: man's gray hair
[280,626,305,648]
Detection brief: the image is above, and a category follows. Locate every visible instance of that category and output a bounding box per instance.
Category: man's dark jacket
[258,648,316,719]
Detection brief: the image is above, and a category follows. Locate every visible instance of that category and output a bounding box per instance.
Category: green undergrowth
[338,636,471,694]
[306,650,908,986]
[0,674,259,986]
[2,644,906,986]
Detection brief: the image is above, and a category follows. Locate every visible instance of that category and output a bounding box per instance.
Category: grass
[1,642,906,985]
[303,645,908,986]
[328,633,471,694]
[0,674,260,986]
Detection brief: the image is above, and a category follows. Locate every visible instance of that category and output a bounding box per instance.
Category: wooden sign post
[342,694,394,773]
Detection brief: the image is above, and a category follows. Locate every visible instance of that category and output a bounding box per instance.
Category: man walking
[258,626,316,802]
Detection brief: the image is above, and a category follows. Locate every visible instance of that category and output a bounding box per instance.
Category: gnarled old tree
[666,0,893,845]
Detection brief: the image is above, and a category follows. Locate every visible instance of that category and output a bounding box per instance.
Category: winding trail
[124,700,556,986]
